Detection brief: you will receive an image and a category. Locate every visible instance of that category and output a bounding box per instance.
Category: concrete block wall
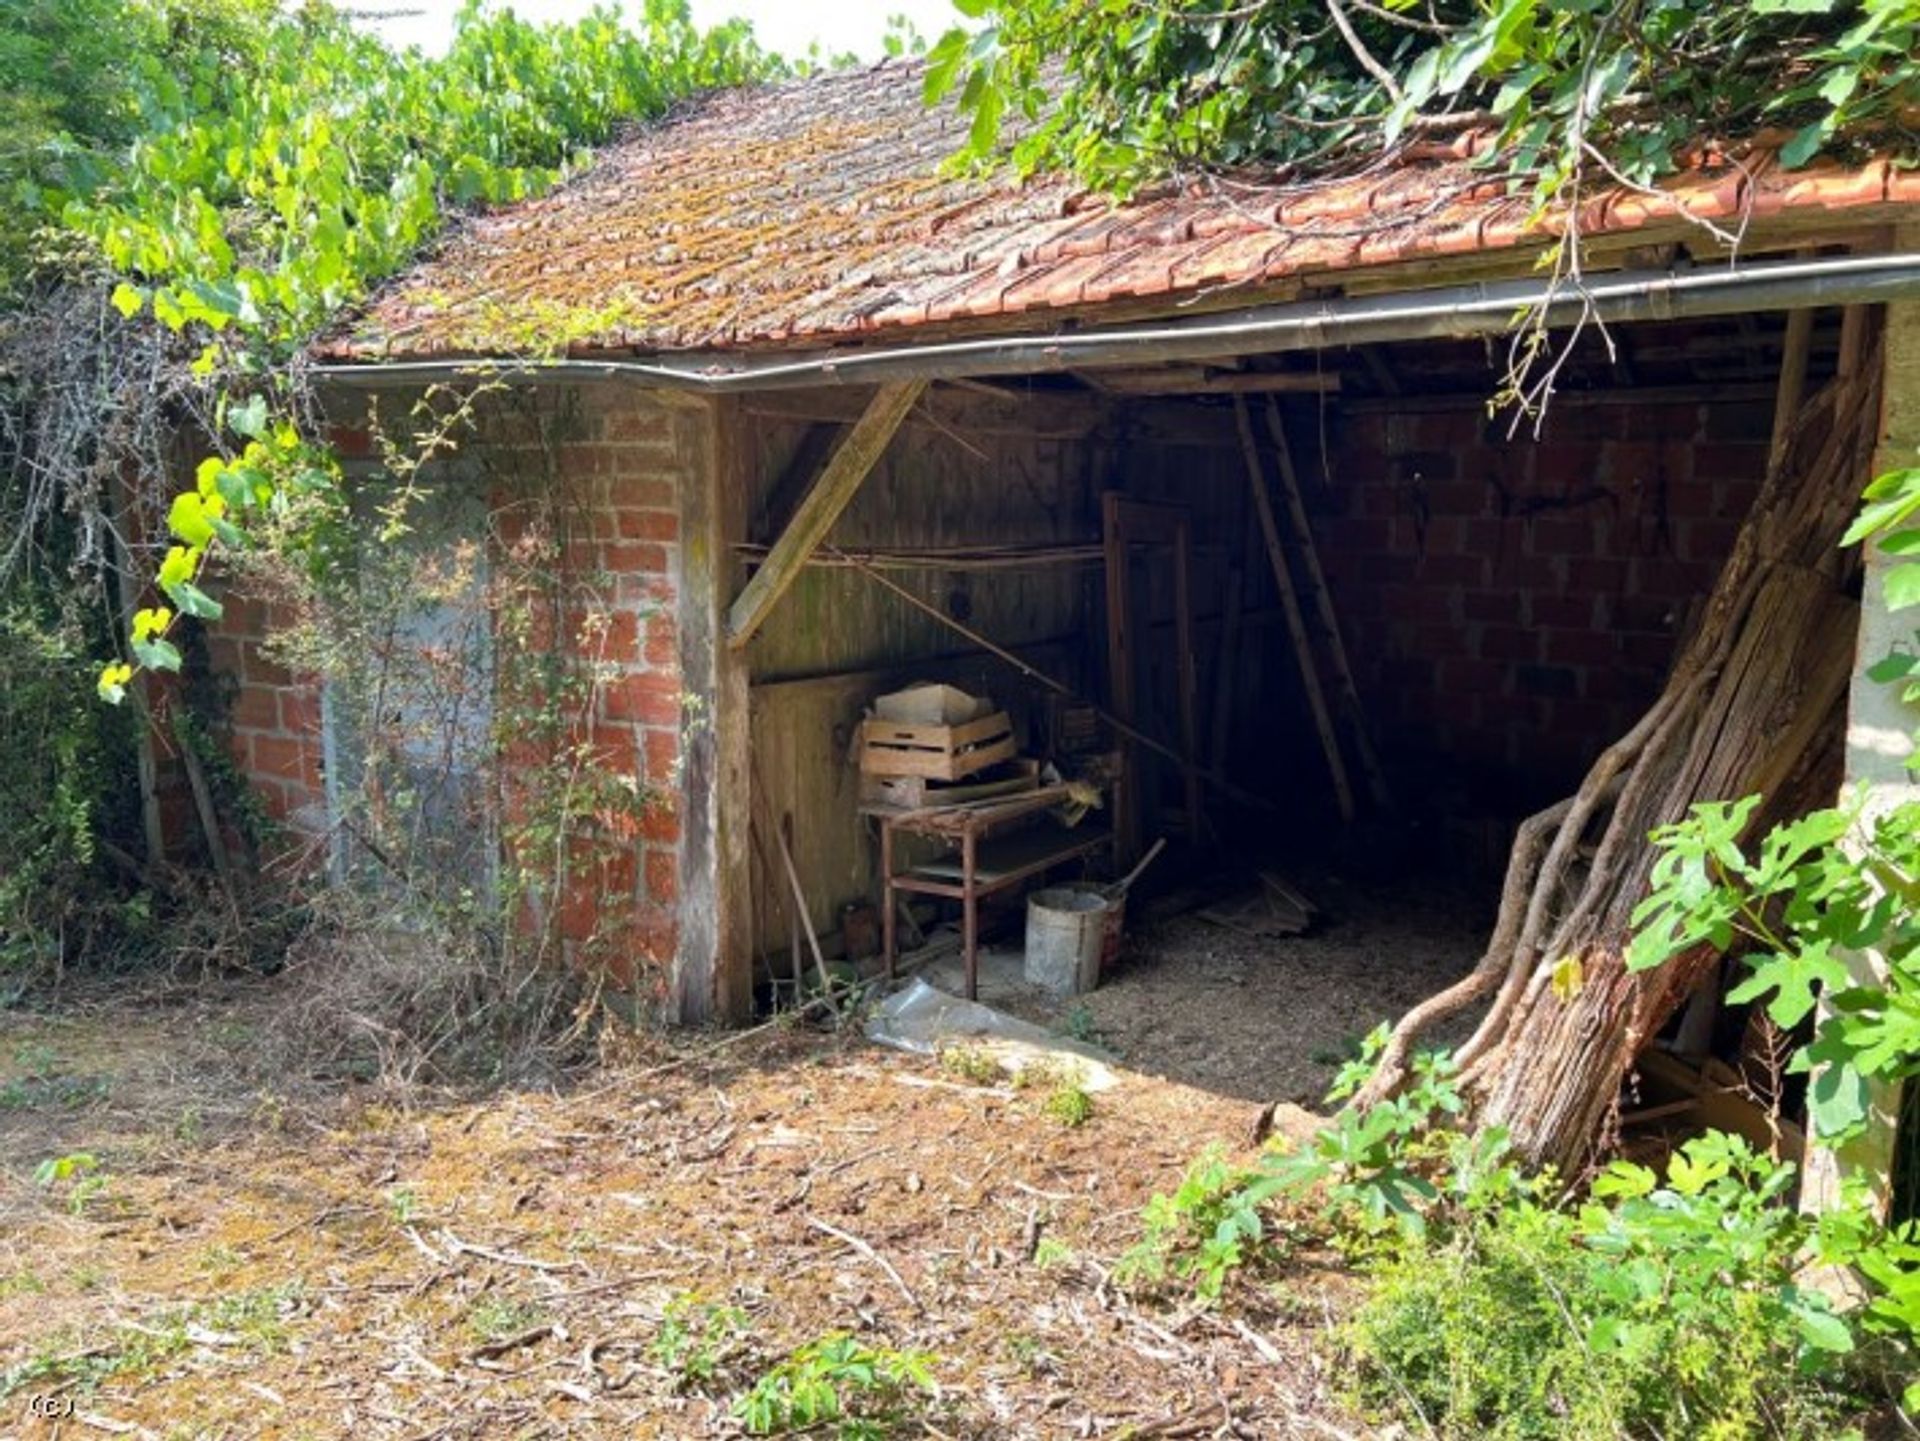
[1315,395,1772,804]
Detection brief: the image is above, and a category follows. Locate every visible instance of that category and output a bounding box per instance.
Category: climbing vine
[0,0,780,700]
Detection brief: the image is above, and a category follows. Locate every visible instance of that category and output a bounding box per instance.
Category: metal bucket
[1024,887,1110,996]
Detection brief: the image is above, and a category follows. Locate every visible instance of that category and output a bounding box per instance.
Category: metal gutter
[311,252,1920,394]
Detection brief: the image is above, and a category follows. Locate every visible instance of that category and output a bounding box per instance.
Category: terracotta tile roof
[327,61,1920,361]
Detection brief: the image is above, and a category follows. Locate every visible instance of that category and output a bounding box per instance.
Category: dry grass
[0,988,1366,1438]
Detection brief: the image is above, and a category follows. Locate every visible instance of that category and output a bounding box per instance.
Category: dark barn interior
[740,309,1842,1109]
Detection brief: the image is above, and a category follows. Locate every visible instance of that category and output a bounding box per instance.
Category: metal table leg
[962,828,979,1000]
[881,819,897,981]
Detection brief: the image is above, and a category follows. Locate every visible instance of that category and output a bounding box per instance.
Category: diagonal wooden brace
[726,380,925,647]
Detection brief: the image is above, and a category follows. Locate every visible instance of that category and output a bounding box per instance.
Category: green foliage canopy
[928,0,1920,210]
[0,0,782,696]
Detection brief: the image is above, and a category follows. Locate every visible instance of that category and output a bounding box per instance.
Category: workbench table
[866,784,1113,1000]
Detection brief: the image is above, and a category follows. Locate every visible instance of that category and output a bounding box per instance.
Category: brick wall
[204,388,695,996]
[518,394,690,988]
[1314,394,1771,808]
[203,589,328,838]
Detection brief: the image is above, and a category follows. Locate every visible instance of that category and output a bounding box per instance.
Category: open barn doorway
[738,307,1849,1122]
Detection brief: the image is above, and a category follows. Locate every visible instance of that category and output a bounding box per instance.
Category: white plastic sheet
[865,977,1118,1090]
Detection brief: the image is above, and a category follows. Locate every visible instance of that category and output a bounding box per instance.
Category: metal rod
[313,253,1920,395]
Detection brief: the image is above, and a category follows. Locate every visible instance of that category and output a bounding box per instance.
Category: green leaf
[1726,941,1850,1028]
[1807,1060,1870,1139]
[1867,650,1920,684]
[229,393,270,442]
[168,492,217,547]
[1884,563,1920,612]
[110,282,147,318]
[165,581,224,621]
[1779,120,1828,169]
[132,637,183,672]
[1791,1301,1855,1354]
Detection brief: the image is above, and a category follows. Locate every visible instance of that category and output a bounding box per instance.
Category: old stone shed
[214,58,1919,1118]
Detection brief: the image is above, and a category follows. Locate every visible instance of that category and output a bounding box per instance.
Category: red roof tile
[325,62,1914,361]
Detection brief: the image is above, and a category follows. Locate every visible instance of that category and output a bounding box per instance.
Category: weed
[1345,1137,1859,1440]
[251,1091,287,1132]
[385,1186,420,1225]
[33,1152,107,1214]
[937,1045,1002,1086]
[1116,1146,1285,1305]
[0,1271,44,1299]
[1055,1005,1101,1044]
[196,1245,243,1273]
[1031,1237,1074,1270]
[0,1284,301,1398]
[1011,1057,1093,1126]
[1011,1056,1064,1090]
[650,1292,750,1391]
[466,1295,546,1344]
[734,1332,937,1438]
[0,1072,110,1111]
[1004,1332,1053,1375]
[1042,1081,1093,1128]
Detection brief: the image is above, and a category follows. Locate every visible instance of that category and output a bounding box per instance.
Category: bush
[0,595,149,984]
[1345,1134,1863,1441]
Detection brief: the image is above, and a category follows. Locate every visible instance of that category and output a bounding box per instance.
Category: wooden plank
[1263,397,1391,811]
[727,380,926,646]
[1076,366,1340,396]
[1102,491,1139,865]
[1172,515,1203,841]
[1209,567,1244,773]
[1234,396,1354,824]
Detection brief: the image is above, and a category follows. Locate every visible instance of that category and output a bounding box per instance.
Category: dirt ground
[918,872,1492,1105]
[0,984,1372,1440]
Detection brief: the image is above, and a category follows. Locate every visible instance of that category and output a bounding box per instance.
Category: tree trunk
[1353,315,1884,1175]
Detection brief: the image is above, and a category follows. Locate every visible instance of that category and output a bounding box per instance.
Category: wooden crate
[861,758,1040,809]
[858,710,1016,781]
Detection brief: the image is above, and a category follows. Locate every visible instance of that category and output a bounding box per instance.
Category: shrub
[1345,1134,1862,1441]
[732,1332,936,1438]
[0,596,148,984]
[1115,1145,1275,1305]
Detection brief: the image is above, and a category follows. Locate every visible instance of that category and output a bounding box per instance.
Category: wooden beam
[727,380,925,647]
[1341,380,1780,415]
[1076,366,1340,396]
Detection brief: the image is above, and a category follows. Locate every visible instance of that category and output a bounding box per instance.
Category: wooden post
[727,381,925,646]
[678,393,756,1023]
[1172,516,1203,841]
[1234,397,1354,824]
[1263,397,1392,811]
[1102,491,1140,865]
